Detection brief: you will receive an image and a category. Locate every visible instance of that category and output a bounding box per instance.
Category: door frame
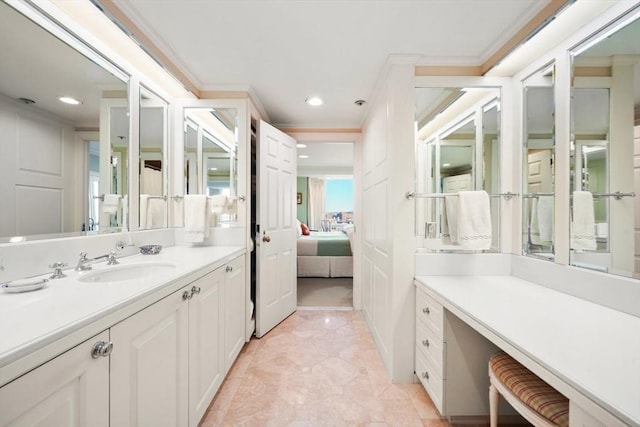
[282,130,363,310]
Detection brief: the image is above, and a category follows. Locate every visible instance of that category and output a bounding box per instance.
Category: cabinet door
[188,267,225,427]
[110,289,189,427]
[224,256,246,371]
[0,331,109,427]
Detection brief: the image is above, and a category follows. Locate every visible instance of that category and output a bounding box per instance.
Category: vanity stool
[489,352,569,427]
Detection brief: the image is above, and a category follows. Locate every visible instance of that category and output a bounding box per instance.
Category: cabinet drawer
[416,345,444,414]
[415,317,444,375]
[416,288,443,338]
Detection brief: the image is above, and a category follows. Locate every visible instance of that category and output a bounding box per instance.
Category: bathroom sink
[78,262,177,283]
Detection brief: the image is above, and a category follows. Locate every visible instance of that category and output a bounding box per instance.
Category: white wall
[361,59,416,382]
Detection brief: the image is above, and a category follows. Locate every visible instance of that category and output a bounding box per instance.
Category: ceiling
[110,0,552,129]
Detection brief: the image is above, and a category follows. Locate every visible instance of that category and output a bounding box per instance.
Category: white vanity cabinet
[415,283,500,419]
[0,331,110,427]
[110,255,246,427]
[223,255,245,372]
[188,266,225,427]
[110,285,190,427]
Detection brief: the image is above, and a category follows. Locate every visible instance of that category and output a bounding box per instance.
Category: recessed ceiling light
[305,97,323,106]
[298,155,309,159]
[442,163,451,167]
[58,96,82,105]
[296,143,307,148]
[208,167,218,171]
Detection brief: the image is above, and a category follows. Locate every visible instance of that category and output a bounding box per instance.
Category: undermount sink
[78,262,177,283]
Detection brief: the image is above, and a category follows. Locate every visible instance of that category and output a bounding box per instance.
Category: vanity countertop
[0,245,245,384]
[415,275,640,427]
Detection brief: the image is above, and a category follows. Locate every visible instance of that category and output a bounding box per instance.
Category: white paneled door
[256,121,297,337]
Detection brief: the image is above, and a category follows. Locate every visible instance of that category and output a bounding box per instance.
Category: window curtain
[307,178,325,231]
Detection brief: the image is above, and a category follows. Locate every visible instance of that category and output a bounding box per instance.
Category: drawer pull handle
[422,307,430,315]
[422,371,429,380]
[422,339,430,347]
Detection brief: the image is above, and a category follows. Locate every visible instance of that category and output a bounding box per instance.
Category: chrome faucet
[75,251,119,271]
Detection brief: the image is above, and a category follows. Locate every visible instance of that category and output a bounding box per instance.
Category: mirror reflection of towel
[102,194,121,214]
[139,195,149,230]
[530,196,553,245]
[571,191,596,250]
[441,195,458,245]
[146,198,166,229]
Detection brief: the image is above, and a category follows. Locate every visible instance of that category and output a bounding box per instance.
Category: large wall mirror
[522,64,555,260]
[569,10,640,278]
[0,1,130,242]
[182,107,239,225]
[414,87,501,251]
[139,86,168,230]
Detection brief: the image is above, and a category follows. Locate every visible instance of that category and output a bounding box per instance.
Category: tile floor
[199,309,454,427]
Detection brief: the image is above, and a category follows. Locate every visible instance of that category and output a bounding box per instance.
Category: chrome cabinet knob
[91,340,113,359]
[422,307,430,315]
[422,371,429,380]
[191,286,201,295]
[422,339,430,347]
[226,265,233,272]
[182,290,192,300]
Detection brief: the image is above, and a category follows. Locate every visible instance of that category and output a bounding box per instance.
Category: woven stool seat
[489,352,569,427]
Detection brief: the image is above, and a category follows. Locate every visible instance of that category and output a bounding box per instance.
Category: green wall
[297,177,308,224]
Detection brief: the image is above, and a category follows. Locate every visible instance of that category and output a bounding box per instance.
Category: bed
[297,229,353,277]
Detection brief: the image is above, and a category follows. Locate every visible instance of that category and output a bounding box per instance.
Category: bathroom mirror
[522,64,555,260]
[0,1,130,242]
[183,107,239,224]
[569,12,640,278]
[414,87,501,251]
[139,86,168,230]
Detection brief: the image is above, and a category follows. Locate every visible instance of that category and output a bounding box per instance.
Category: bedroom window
[324,178,353,231]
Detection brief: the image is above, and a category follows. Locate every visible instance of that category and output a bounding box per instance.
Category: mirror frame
[414,77,511,252]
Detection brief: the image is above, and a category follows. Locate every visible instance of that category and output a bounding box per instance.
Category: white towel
[121,194,128,230]
[139,194,149,230]
[441,195,459,245]
[571,191,597,250]
[530,196,553,245]
[457,191,492,250]
[102,194,121,215]
[146,198,166,229]
[184,195,208,243]
[208,195,228,215]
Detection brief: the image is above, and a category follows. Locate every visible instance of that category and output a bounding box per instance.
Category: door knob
[262,232,271,243]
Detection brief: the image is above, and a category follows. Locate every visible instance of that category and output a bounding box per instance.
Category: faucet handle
[107,252,119,265]
[49,261,68,279]
[79,252,88,260]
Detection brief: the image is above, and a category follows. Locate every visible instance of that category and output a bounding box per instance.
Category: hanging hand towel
[184,195,208,243]
[571,191,596,250]
[208,195,228,214]
[146,198,166,229]
[441,195,459,245]
[532,196,554,246]
[139,194,149,230]
[457,191,492,250]
[102,194,121,215]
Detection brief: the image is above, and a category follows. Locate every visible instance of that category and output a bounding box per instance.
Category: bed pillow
[296,219,303,237]
[301,222,310,235]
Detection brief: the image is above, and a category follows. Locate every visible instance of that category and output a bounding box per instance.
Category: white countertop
[415,275,640,427]
[0,245,244,383]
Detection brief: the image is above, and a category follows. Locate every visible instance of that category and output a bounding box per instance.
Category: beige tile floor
[199,309,454,427]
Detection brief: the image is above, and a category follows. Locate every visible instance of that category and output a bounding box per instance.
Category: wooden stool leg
[489,383,499,427]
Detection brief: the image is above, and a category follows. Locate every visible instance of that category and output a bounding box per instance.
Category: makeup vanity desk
[414,275,640,427]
